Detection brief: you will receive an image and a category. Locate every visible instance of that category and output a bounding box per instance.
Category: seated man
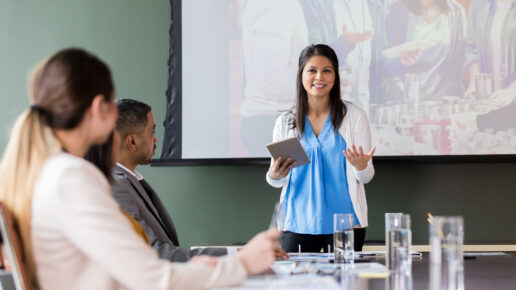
[112,99,229,261]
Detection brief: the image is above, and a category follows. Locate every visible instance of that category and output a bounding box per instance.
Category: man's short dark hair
[115,98,152,140]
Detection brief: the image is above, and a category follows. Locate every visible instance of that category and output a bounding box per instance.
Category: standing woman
[267,44,375,253]
[0,48,277,289]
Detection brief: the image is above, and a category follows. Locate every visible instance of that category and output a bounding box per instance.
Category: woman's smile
[302,55,335,98]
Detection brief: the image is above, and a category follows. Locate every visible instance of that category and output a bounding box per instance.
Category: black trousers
[281,228,366,253]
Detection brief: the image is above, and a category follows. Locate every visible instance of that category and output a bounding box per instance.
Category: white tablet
[266,137,310,168]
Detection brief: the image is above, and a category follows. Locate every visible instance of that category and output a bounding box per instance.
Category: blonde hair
[0,109,61,286]
[0,48,113,287]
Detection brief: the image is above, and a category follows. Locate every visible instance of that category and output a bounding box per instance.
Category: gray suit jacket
[112,164,227,262]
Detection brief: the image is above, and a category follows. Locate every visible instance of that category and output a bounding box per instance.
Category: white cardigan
[266,103,375,228]
[31,153,246,290]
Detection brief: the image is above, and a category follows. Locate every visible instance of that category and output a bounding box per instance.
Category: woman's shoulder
[344,102,367,119]
[45,152,94,169]
[41,153,105,182]
[277,110,295,121]
[273,111,297,139]
[34,153,109,208]
[274,110,295,128]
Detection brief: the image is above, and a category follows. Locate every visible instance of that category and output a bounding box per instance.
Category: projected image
[178,0,516,159]
[375,0,516,155]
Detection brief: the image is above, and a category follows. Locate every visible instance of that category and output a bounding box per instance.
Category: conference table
[218,252,516,290]
[0,252,514,289]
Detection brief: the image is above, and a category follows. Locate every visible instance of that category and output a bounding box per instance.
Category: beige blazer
[31,153,246,290]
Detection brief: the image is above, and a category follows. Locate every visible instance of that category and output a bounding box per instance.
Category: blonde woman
[0,48,278,289]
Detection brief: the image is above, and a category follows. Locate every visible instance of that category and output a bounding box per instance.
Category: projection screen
[159,0,516,164]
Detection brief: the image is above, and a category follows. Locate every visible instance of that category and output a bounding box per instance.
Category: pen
[329,258,372,263]
[428,212,445,239]
[358,253,381,257]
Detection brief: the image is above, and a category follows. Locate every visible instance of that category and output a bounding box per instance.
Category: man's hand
[274,247,290,260]
[342,24,373,44]
[238,229,280,275]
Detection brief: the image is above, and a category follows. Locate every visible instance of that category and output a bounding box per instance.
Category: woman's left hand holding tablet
[343,145,376,171]
[268,157,296,180]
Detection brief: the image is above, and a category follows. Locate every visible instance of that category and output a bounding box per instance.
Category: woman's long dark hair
[291,44,346,137]
[84,132,115,183]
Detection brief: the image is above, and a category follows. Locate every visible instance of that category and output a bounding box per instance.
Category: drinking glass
[385,213,412,273]
[429,216,464,290]
[387,272,413,290]
[334,213,354,264]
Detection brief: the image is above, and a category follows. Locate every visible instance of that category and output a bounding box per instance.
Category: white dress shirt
[116,162,143,180]
[334,0,374,113]
[241,0,309,117]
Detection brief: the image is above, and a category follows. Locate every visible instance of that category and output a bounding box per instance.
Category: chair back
[0,202,29,290]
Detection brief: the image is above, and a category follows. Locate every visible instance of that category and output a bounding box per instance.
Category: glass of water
[385,213,412,273]
[334,213,354,264]
[475,73,493,99]
[429,216,464,290]
[388,272,413,290]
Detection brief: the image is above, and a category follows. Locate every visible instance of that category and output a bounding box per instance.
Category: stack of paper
[382,39,435,58]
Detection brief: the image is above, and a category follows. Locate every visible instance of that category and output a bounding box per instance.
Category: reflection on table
[216,252,516,290]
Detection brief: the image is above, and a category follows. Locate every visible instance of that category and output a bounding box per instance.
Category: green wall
[2,0,516,249]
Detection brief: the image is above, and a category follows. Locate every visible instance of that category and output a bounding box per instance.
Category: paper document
[464,252,509,257]
[286,251,422,262]
[287,253,332,262]
[356,250,423,257]
[215,274,341,290]
[382,39,435,58]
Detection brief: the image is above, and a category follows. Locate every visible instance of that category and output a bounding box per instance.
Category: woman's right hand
[238,229,280,275]
[399,49,420,66]
[268,157,296,180]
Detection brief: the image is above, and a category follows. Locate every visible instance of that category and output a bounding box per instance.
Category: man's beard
[138,151,153,165]
[138,143,156,165]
